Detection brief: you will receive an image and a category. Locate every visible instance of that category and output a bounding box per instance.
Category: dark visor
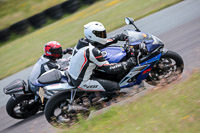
[92,30,107,38]
[49,47,62,54]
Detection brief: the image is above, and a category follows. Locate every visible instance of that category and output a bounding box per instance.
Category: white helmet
[84,21,107,45]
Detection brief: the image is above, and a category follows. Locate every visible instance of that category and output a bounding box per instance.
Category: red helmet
[44,41,62,59]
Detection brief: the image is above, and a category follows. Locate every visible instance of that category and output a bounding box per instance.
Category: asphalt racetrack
[0,0,200,132]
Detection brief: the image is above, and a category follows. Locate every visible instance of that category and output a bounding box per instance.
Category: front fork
[11,94,17,100]
[161,48,168,56]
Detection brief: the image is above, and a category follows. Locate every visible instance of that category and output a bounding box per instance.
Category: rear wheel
[6,95,39,119]
[146,50,184,86]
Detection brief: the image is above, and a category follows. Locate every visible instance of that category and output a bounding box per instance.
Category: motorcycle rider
[28,41,73,94]
[68,21,136,93]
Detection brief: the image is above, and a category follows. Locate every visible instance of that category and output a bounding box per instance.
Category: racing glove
[107,33,128,44]
[63,48,73,55]
[114,33,128,42]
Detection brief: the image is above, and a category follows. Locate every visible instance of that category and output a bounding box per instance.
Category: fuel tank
[101,46,126,63]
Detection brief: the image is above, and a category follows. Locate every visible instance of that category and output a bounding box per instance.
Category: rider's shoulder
[41,55,52,62]
[76,38,89,49]
[90,46,101,56]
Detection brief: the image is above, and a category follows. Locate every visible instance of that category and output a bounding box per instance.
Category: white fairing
[84,21,107,45]
[45,83,75,91]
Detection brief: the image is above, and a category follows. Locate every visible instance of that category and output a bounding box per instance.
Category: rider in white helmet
[68,21,136,93]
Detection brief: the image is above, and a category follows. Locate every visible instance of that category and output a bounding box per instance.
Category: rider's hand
[107,37,118,43]
[115,33,128,41]
[63,48,73,55]
[107,34,128,44]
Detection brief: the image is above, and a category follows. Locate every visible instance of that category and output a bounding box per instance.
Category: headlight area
[152,35,164,45]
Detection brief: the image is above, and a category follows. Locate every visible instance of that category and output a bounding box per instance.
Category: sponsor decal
[83,84,98,89]
[142,68,152,75]
[50,84,59,87]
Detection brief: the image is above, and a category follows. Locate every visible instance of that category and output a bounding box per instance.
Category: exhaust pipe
[67,104,89,112]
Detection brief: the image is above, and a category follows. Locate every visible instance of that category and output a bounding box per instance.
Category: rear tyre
[146,50,184,86]
[6,95,39,119]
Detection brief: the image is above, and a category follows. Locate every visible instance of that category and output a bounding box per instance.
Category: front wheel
[146,50,184,86]
[6,95,39,119]
[44,91,90,127]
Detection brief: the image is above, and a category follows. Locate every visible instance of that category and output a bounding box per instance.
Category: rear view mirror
[125,17,134,25]
[125,17,141,32]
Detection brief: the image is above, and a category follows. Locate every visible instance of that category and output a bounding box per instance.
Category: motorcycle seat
[38,69,62,84]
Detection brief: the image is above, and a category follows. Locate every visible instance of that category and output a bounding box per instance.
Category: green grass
[0,0,182,79]
[61,71,200,133]
[0,0,66,30]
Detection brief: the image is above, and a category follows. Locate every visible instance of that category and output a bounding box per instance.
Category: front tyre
[146,50,184,86]
[45,91,90,127]
[6,95,39,119]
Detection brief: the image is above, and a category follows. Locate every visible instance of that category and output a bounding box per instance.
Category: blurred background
[0,0,95,43]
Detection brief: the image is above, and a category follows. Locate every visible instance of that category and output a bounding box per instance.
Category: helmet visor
[92,30,107,38]
[49,47,62,54]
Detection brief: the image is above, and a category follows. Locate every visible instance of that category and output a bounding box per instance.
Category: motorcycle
[41,17,184,126]
[3,58,70,119]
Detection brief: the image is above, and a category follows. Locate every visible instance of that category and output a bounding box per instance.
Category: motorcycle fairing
[44,83,75,91]
[119,64,149,87]
[101,46,126,63]
[126,29,163,53]
[120,53,162,88]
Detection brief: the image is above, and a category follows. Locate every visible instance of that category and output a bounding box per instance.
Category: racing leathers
[68,34,136,92]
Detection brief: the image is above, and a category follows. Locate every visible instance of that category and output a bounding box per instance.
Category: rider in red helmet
[28,41,73,94]
[44,41,63,59]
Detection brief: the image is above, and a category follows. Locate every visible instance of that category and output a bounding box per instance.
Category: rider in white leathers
[68,21,136,92]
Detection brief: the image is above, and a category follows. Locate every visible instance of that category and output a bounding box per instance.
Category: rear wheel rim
[13,99,36,117]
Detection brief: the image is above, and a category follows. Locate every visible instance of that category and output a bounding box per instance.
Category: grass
[0,0,66,30]
[61,71,200,133]
[0,0,182,79]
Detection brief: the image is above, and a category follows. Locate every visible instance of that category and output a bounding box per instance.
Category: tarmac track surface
[0,0,200,132]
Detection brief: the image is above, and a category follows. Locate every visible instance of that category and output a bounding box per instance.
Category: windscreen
[125,30,152,44]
